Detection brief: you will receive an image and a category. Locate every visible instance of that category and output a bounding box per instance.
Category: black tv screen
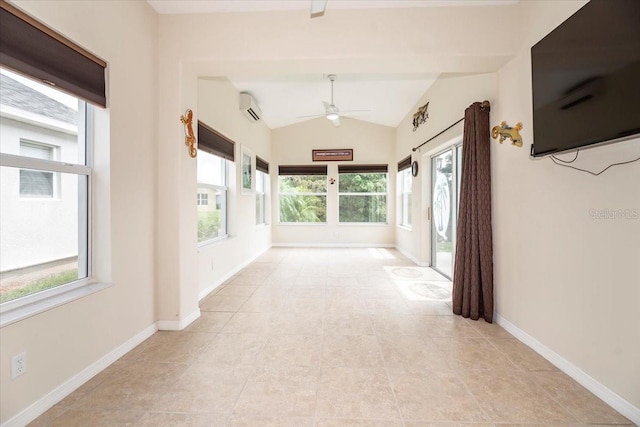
[531,0,640,157]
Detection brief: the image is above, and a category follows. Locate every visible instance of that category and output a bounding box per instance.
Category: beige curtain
[452,101,494,322]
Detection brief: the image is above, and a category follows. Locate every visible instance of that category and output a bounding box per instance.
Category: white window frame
[337,171,388,224]
[197,192,208,206]
[256,170,267,226]
[197,152,228,246]
[278,174,328,224]
[398,167,412,228]
[0,104,107,327]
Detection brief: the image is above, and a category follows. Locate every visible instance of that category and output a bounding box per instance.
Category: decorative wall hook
[491,121,523,147]
[180,109,197,158]
[412,102,429,132]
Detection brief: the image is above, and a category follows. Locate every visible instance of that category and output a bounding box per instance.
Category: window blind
[397,156,411,172]
[0,0,107,107]
[256,156,269,174]
[278,165,327,176]
[338,164,388,174]
[197,120,235,161]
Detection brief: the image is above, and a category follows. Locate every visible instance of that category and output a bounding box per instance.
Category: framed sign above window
[312,149,353,162]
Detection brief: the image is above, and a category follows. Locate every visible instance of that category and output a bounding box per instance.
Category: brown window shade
[397,156,412,172]
[338,164,388,174]
[256,156,269,174]
[279,165,327,176]
[0,1,107,107]
[197,120,235,161]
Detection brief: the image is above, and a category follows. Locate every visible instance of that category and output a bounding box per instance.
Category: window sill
[0,281,112,328]
[338,222,389,226]
[397,225,413,231]
[277,222,328,226]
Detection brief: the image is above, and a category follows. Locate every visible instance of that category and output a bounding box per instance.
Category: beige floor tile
[370,314,424,336]
[239,295,286,312]
[216,285,258,297]
[466,318,514,339]
[198,333,267,366]
[282,296,325,314]
[272,312,324,335]
[43,409,144,426]
[406,300,453,316]
[201,295,250,312]
[182,311,233,333]
[461,370,576,423]
[228,415,315,426]
[489,338,558,371]
[432,336,520,371]
[404,423,495,427]
[26,407,67,426]
[321,334,384,368]
[327,276,361,287]
[316,419,403,427]
[325,299,369,315]
[418,316,483,338]
[377,335,450,373]
[220,312,275,334]
[316,367,400,419]
[293,276,327,287]
[252,286,291,297]
[288,286,325,298]
[121,331,214,363]
[137,412,226,426]
[234,366,318,417]
[152,363,251,413]
[325,312,373,335]
[366,297,413,316]
[228,274,266,286]
[359,285,400,299]
[530,371,631,424]
[390,371,488,422]
[257,334,322,367]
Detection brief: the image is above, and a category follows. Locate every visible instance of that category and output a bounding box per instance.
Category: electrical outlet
[11,352,27,379]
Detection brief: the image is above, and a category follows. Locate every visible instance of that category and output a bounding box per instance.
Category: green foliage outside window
[198,210,221,242]
[279,175,327,223]
[339,173,387,223]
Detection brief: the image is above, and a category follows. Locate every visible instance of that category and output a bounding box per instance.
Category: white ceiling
[148,0,517,129]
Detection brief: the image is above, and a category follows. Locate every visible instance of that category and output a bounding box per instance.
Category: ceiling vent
[240,93,262,122]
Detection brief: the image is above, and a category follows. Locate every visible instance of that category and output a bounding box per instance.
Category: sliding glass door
[431,145,462,279]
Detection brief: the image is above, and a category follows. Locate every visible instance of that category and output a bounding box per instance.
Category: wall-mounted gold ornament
[412,102,429,132]
[180,109,197,158]
[491,121,523,147]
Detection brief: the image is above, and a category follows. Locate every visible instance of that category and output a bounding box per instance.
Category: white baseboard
[2,323,158,427]
[271,242,395,248]
[157,307,201,331]
[495,313,640,426]
[198,244,272,301]
[394,245,429,267]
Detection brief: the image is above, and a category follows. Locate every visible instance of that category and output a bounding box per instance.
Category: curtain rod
[412,100,490,152]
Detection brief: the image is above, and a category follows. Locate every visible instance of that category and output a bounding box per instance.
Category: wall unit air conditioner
[239,93,262,122]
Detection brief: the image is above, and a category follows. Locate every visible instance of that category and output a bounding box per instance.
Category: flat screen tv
[530,0,640,157]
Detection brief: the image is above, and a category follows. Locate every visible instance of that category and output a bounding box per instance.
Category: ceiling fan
[296,74,370,127]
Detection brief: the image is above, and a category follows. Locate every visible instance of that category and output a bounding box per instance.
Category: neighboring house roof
[0,74,77,124]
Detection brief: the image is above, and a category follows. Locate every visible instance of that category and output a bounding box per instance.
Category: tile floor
[31,248,632,426]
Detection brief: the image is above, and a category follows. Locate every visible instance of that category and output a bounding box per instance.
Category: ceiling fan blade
[310,0,327,18]
[330,116,340,127]
[339,109,371,114]
[295,113,325,119]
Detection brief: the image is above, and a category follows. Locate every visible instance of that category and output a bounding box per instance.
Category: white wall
[491,0,640,410]
[395,73,497,264]
[272,117,396,246]
[197,78,271,296]
[0,0,158,423]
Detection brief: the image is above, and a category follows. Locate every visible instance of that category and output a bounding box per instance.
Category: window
[19,141,56,198]
[397,156,412,228]
[197,192,208,206]
[1,68,90,305]
[256,156,269,226]
[197,150,227,243]
[338,165,388,223]
[279,165,327,223]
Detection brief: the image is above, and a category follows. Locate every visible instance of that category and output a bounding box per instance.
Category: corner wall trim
[157,308,201,331]
[2,322,158,427]
[494,313,640,425]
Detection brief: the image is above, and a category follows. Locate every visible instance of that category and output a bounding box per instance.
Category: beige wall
[272,117,396,246]
[197,78,271,295]
[395,73,498,264]
[0,0,158,422]
[491,0,640,409]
